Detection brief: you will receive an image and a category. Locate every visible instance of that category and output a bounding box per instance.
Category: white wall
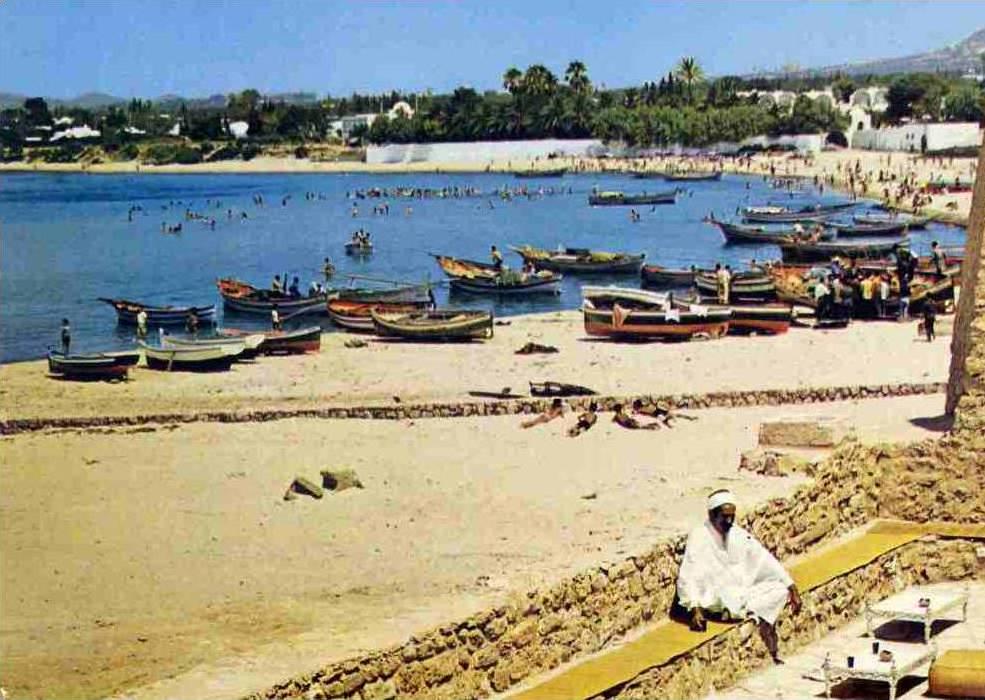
[851,122,982,152]
[366,139,605,164]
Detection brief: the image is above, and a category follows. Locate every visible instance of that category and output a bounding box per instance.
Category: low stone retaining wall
[0,381,946,436]
[244,441,900,700]
[605,539,982,700]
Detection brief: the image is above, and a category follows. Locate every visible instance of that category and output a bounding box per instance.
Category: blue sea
[0,171,966,363]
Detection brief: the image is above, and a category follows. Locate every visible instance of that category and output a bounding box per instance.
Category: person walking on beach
[930,241,946,275]
[923,301,937,342]
[136,309,148,339]
[60,318,71,355]
[271,304,282,331]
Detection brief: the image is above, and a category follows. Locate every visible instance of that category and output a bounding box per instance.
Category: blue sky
[2,0,983,99]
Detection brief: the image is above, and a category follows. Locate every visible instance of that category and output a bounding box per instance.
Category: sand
[0,393,948,700]
[0,312,951,424]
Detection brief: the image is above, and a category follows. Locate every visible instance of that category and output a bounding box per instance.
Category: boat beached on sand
[139,341,242,371]
[371,308,494,341]
[47,349,140,380]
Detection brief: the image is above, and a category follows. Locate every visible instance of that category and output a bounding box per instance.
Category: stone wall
[603,539,983,700]
[0,381,946,436]
[946,134,985,416]
[246,440,890,700]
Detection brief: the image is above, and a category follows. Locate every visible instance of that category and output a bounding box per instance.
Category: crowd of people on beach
[520,398,697,435]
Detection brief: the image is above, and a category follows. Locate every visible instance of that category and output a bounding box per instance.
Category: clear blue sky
[2,0,983,99]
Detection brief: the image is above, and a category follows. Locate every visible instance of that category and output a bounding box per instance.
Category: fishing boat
[99,298,215,325]
[663,171,722,182]
[708,218,826,245]
[344,240,373,255]
[162,333,266,359]
[371,309,494,341]
[432,254,500,280]
[47,349,139,380]
[853,213,929,229]
[513,167,566,178]
[583,299,731,340]
[778,238,908,263]
[830,221,909,237]
[334,283,436,306]
[588,190,678,206]
[630,171,667,179]
[685,301,794,335]
[449,271,562,296]
[219,325,322,354]
[694,270,776,301]
[328,299,432,332]
[640,264,698,287]
[139,341,242,371]
[741,201,853,223]
[509,245,646,274]
[217,278,329,316]
[581,285,669,308]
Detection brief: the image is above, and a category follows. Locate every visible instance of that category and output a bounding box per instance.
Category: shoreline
[0,148,974,223]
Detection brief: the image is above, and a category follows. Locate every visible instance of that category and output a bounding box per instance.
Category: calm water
[0,171,966,362]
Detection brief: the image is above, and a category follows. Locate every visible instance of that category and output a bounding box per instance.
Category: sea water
[0,170,965,362]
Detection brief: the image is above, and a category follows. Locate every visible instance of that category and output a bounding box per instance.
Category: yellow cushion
[930,650,985,698]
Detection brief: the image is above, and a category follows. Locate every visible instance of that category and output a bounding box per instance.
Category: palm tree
[523,65,558,98]
[623,87,640,109]
[675,56,705,104]
[564,61,591,94]
[502,67,523,96]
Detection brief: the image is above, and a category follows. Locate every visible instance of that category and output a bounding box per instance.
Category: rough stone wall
[602,539,983,700]
[0,381,945,435]
[946,134,985,415]
[247,440,885,700]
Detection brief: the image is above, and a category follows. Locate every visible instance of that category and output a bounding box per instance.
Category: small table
[865,585,969,643]
[822,641,937,700]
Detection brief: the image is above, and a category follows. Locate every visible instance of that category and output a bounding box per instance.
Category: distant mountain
[64,92,127,108]
[0,92,27,109]
[754,27,985,78]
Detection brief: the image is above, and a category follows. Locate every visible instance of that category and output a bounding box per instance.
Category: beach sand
[0,310,955,699]
[0,394,947,700]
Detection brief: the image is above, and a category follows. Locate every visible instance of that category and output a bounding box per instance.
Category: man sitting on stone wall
[676,489,802,663]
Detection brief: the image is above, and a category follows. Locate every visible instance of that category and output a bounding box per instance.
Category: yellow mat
[930,650,985,697]
[508,520,985,700]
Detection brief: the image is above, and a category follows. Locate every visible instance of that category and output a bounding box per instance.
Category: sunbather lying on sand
[521,398,564,429]
[567,401,598,437]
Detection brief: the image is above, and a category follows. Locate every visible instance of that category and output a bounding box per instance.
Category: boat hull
[449,276,561,295]
[583,304,730,340]
[510,246,645,274]
[694,273,776,300]
[779,239,907,263]
[640,265,696,287]
[100,298,215,325]
[139,343,240,371]
[47,351,133,380]
[589,191,677,206]
[371,309,494,341]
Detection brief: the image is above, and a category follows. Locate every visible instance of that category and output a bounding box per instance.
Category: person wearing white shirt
[676,490,802,663]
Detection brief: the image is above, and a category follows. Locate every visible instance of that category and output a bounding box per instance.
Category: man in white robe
[676,489,802,662]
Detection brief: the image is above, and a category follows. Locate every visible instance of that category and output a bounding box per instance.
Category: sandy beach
[0,307,957,699]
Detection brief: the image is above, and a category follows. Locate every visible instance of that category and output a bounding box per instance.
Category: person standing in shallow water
[60,318,71,354]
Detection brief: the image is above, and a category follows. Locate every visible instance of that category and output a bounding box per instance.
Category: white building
[340,113,379,140]
[50,125,101,141]
[228,121,249,139]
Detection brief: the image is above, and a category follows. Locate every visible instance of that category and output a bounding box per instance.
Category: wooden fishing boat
[663,171,722,182]
[582,299,731,340]
[217,278,329,316]
[432,254,500,280]
[830,221,909,237]
[47,350,139,380]
[139,341,241,371]
[694,271,776,300]
[344,241,373,255]
[689,302,794,335]
[581,285,668,309]
[99,298,215,325]
[328,299,431,332]
[640,264,697,287]
[741,201,853,223]
[162,333,266,359]
[513,167,567,178]
[371,309,494,341]
[334,284,436,306]
[630,171,667,179]
[708,219,826,245]
[509,245,645,274]
[588,190,678,206]
[219,325,322,354]
[778,238,908,263]
[449,272,562,296]
[853,213,929,229]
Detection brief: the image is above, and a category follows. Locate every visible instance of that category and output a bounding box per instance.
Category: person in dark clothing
[923,302,937,342]
[60,318,71,354]
[289,276,301,298]
[185,311,199,335]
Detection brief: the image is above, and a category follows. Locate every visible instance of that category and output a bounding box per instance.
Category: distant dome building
[387,101,414,120]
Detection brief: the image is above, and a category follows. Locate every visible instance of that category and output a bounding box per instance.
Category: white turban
[707,490,736,511]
